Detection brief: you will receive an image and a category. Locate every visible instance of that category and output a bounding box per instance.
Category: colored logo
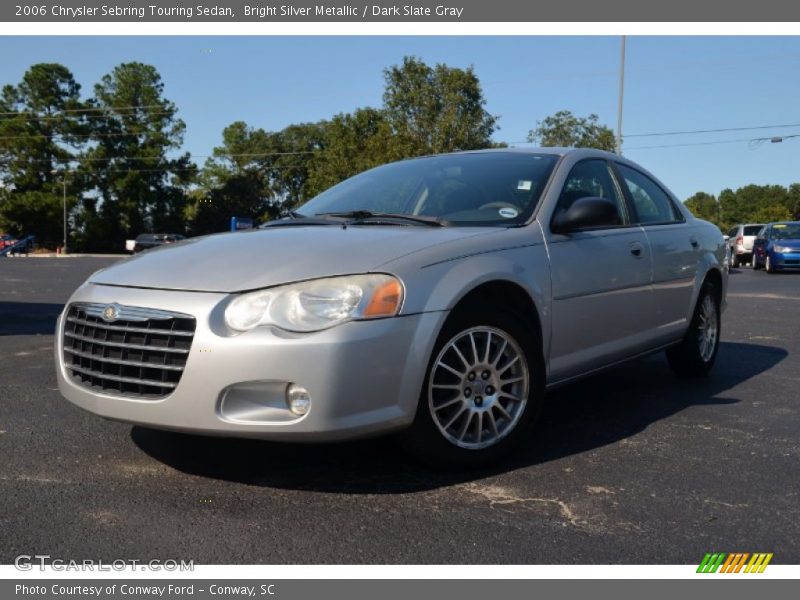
[102,304,120,322]
[697,552,773,573]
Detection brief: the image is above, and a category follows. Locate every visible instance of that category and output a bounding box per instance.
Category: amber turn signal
[363,279,403,317]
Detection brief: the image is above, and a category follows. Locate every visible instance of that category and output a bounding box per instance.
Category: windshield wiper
[315,210,447,227]
[260,210,340,228]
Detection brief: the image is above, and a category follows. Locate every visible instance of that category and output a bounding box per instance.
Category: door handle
[629,242,644,258]
[690,236,699,248]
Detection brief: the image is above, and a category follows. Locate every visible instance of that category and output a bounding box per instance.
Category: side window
[554,159,627,227]
[616,164,680,224]
[727,227,738,238]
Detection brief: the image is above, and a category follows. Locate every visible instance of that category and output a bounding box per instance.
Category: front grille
[62,302,196,399]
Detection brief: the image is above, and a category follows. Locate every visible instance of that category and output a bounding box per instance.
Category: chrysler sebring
[55,148,727,466]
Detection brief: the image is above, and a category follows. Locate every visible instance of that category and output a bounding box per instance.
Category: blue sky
[1,35,799,200]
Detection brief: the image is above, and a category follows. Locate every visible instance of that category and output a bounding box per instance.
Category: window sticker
[517,180,532,191]
[498,207,519,218]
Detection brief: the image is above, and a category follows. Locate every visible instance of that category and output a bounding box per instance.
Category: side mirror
[551,197,620,234]
[722,234,730,242]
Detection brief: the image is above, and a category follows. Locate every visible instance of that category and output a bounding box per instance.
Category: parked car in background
[752,221,800,273]
[132,233,185,253]
[0,234,17,250]
[55,148,726,467]
[726,223,764,268]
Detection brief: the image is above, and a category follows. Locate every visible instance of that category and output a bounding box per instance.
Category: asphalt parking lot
[1,257,798,564]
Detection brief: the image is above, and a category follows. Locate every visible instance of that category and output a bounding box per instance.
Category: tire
[765,255,775,273]
[731,254,739,269]
[753,254,761,270]
[400,307,544,468]
[666,281,720,378]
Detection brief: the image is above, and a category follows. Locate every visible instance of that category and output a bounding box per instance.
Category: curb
[4,254,127,258]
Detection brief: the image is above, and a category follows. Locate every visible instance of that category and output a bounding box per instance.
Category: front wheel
[400,309,544,468]
[666,281,720,377]
[765,255,776,273]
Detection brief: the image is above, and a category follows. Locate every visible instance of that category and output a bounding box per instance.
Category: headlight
[224,274,404,333]
[773,245,792,253]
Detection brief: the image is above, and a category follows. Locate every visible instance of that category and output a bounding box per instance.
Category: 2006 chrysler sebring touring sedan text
[55,148,727,466]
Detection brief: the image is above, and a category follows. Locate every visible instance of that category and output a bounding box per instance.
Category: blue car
[752,221,800,273]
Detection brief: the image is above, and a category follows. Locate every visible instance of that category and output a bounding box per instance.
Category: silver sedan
[55,148,727,467]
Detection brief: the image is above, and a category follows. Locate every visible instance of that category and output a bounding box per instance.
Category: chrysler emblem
[102,303,121,322]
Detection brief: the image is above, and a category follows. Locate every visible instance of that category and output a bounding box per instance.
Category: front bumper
[770,251,800,268]
[55,283,447,441]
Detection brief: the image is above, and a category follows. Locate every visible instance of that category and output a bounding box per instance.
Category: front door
[543,159,653,383]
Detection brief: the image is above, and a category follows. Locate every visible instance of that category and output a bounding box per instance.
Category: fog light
[286,384,311,416]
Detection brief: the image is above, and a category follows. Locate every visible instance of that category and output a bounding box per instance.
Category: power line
[0,130,179,141]
[625,137,757,150]
[626,134,800,151]
[3,151,317,165]
[42,164,313,175]
[0,110,176,123]
[0,104,167,117]
[625,122,800,138]
[507,122,800,147]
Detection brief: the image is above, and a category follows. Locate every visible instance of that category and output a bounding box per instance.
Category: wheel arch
[703,266,723,303]
[447,279,544,348]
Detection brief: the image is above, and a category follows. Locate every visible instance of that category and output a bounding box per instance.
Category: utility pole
[616,35,626,155]
[62,176,67,255]
[52,169,68,254]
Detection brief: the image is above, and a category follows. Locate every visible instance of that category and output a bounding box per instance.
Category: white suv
[726,223,764,268]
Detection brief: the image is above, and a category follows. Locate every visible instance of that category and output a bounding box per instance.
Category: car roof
[453,146,619,159]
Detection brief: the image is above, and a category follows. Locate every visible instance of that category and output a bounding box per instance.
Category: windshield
[772,223,800,240]
[296,152,559,226]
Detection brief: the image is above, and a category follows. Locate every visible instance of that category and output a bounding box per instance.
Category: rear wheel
[666,281,720,377]
[753,253,761,270]
[400,308,544,468]
[731,253,740,268]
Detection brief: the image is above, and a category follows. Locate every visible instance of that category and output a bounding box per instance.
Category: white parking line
[729,293,800,301]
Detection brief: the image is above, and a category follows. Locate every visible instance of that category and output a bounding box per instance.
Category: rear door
[543,158,654,382]
[613,162,697,345]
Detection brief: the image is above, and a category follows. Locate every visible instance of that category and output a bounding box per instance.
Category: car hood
[774,238,800,248]
[90,225,502,293]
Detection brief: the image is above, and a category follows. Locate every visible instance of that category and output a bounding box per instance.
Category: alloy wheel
[428,326,529,450]
[697,295,718,363]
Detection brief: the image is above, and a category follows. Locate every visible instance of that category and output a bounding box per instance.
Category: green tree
[0,63,86,245]
[306,108,398,197]
[784,183,800,220]
[718,184,791,230]
[752,203,792,224]
[80,62,194,250]
[270,121,326,207]
[527,110,616,151]
[190,120,326,234]
[383,56,497,155]
[189,121,278,235]
[684,192,720,225]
